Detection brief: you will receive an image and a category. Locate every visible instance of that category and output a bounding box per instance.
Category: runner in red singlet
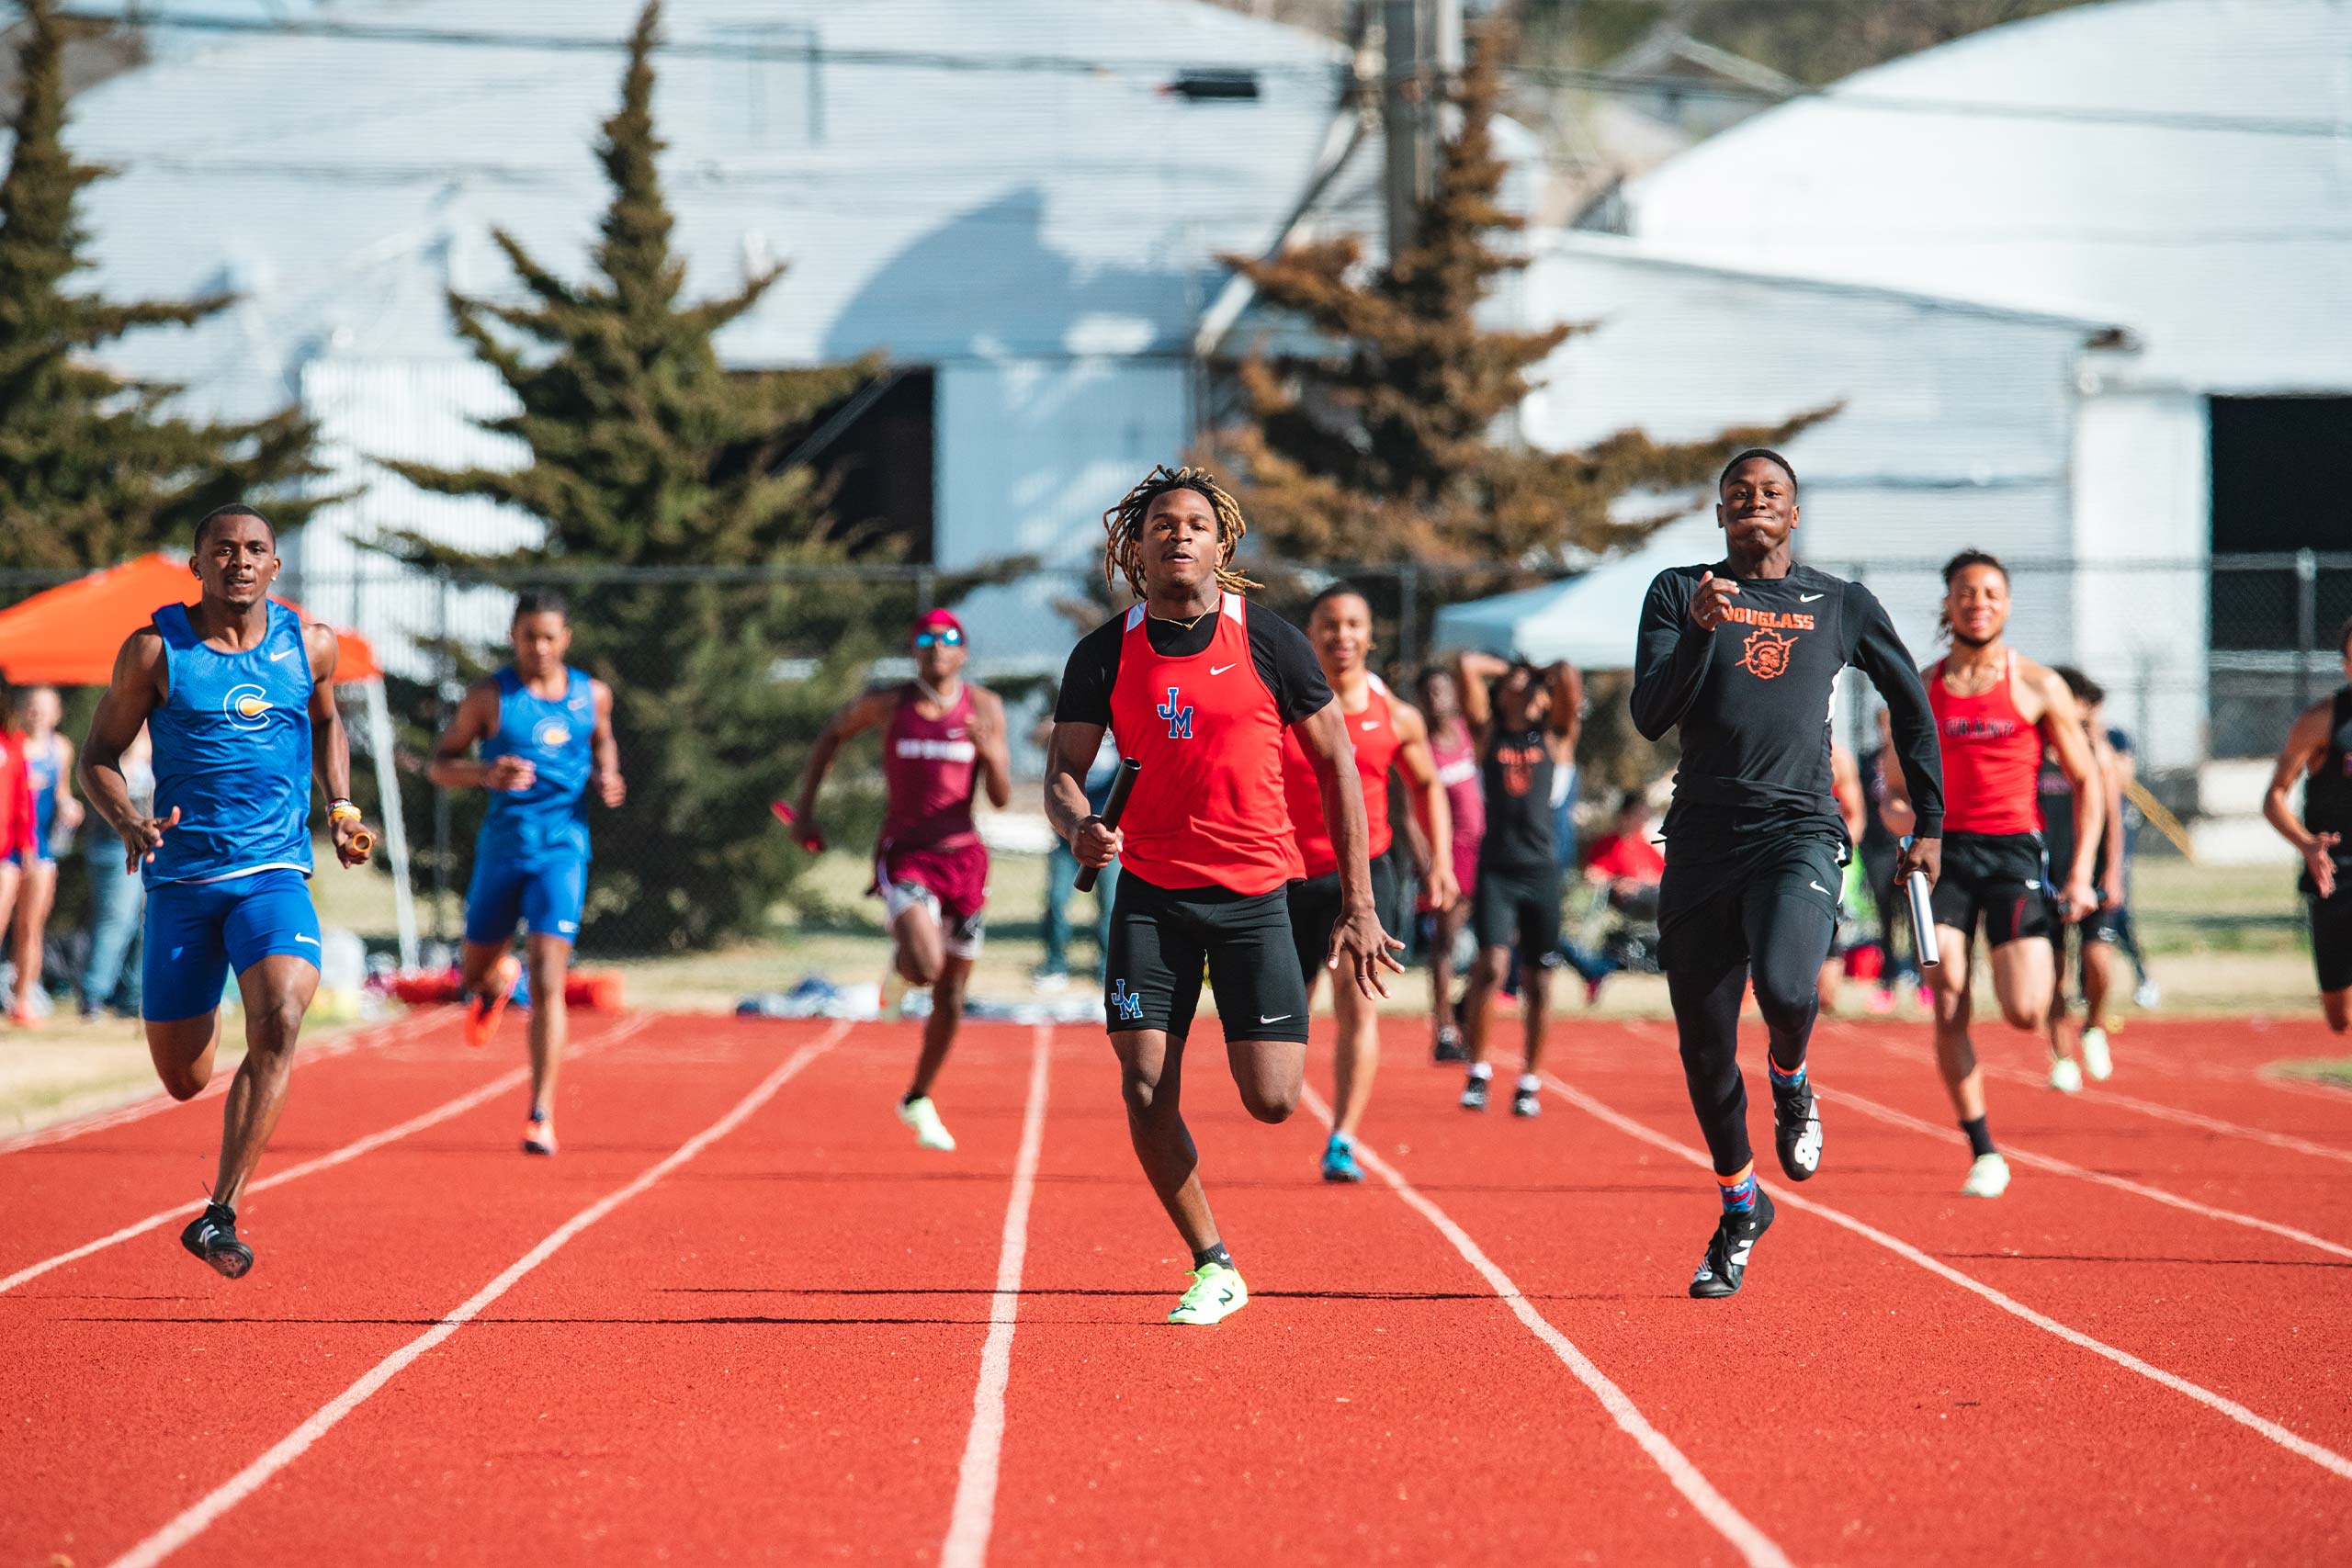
[1417,666,1484,1063]
[790,609,1011,1152]
[1046,467,1401,1326]
[1277,584,1453,1183]
[1888,550,2101,1198]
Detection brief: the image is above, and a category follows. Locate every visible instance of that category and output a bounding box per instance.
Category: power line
[60,7,2352,140]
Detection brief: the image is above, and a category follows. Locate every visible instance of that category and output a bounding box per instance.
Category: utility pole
[1381,0,1464,261]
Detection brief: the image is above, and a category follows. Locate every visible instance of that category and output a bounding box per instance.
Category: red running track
[2,1009,2348,1565]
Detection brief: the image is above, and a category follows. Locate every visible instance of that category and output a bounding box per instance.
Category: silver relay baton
[1900,835,1940,968]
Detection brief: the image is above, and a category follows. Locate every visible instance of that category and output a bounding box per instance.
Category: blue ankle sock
[1768,1059,1807,1091]
[1717,1164,1758,1214]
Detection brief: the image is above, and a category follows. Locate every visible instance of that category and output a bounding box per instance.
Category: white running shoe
[897,1095,956,1151]
[1961,1151,2011,1198]
[2048,1056,2084,1094]
[2079,1027,2113,1082]
[2134,979,2161,1010]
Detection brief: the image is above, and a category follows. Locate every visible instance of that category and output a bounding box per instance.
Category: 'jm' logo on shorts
[1158,687,1193,740]
[1111,980,1144,1021]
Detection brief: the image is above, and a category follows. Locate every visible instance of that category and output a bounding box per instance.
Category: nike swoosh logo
[1360,719,1379,730]
[294,933,319,946]
[1217,1288,1236,1305]
[1810,882,1831,896]
[269,648,300,660]
[1798,592,1825,603]
[1211,663,1238,676]
[1260,1012,1291,1024]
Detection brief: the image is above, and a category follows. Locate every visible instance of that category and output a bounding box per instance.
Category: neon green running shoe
[1168,1261,1248,1326]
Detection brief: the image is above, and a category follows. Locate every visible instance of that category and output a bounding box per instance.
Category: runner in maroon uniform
[1418,666,1484,1062]
[1894,551,2101,1198]
[1046,467,1401,1325]
[1277,585,1453,1183]
[791,609,1011,1151]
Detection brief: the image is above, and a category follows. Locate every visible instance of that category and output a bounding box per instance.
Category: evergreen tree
[0,0,325,570]
[1212,20,1827,573]
[386,1,892,952]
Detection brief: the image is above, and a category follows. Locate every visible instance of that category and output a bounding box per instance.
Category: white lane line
[1822,1083,2352,1263]
[1300,1087,1797,1568]
[0,1015,651,1298]
[1828,1022,2352,1168]
[103,1019,852,1568]
[939,1024,1056,1568]
[0,1009,443,1156]
[1544,1071,2352,1483]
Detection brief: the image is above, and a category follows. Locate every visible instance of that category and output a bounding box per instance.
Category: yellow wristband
[328,801,363,824]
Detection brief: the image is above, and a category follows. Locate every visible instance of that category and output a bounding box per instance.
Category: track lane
[0,1015,839,1568]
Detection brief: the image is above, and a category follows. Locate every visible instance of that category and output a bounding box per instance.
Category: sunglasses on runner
[913,629,963,649]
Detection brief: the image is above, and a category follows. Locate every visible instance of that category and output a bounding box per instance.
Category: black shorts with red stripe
[1928,830,2055,948]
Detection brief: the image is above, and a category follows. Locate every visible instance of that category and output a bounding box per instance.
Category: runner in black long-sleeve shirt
[1631,450,1945,1299]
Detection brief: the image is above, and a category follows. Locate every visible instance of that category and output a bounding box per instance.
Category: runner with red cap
[789,607,1011,1151]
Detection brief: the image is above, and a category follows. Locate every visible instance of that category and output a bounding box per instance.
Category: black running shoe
[1460,1072,1490,1111]
[1771,1077,1823,1182]
[1511,1082,1542,1117]
[1433,1026,1467,1065]
[180,1201,254,1280]
[1689,1189,1775,1300]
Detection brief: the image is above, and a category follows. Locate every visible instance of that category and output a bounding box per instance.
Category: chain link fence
[1,549,2335,955]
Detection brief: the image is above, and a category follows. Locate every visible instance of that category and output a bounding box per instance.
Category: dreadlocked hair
[1101,465,1260,600]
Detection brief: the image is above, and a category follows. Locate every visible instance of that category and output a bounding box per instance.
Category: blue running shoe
[1320,1133,1364,1183]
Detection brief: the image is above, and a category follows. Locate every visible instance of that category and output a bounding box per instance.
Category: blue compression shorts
[464,854,587,946]
[142,868,321,1023]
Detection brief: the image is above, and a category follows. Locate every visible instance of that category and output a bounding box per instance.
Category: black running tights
[1666,885,1837,1178]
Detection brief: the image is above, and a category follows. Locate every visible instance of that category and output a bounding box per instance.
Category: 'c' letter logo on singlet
[534,718,572,750]
[1158,687,1194,740]
[1738,628,1797,681]
[223,683,270,732]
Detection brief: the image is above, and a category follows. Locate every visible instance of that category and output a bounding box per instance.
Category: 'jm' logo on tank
[1738,628,1798,681]
[221,682,274,732]
[1158,687,1194,740]
[1111,979,1145,1021]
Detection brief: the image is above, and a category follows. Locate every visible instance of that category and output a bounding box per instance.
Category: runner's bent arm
[971,688,1013,810]
[789,689,898,824]
[1392,699,1455,908]
[2265,701,2338,898]
[1630,573,1715,741]
[1455,650,1506,744]
[591,679,626,807]
[1294,695,1407,997]
[1044,720,1116,868]
[304,624,368,867]
[1841,581,1944,880]
[1546,660,1583,759]
[426,682,522,791]
[77,629,170,872]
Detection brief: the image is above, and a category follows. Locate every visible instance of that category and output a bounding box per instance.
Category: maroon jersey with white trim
[880,683,979,852]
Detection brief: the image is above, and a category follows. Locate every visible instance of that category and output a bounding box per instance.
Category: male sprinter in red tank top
[1047,468,1403,1325]
[1905,551,2102,1198]
[1278,583,1453,1183]
[791,609,1011,1152]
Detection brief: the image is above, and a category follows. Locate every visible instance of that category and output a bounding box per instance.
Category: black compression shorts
[1287,858,1399,991]
[2311,894,2352,994]
[1104,872,1310,1043]
[1471,863,1564,967]
[1929,831,2054,948]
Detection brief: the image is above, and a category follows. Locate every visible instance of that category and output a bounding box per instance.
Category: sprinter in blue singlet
[76,505,373,1278]
[429,591,624,1156]
[8,684,80,1025]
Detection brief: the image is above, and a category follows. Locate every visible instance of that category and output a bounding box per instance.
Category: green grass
[2271,1059,2352,1089]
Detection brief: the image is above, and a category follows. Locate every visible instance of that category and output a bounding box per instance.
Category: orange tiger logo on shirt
[1739,628,1798,681]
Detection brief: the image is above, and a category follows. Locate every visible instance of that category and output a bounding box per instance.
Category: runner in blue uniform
[429,592,624,1156]
[77,505,373,1278]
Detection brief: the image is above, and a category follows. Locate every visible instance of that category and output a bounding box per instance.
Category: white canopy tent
[1431,518,1719,671]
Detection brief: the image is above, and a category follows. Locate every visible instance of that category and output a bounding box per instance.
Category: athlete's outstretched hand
[1072,814,1121,870]
[1894,833,1940,890]
[332,813,372,868]
[1689,570,1742,632]
[121,805,179,873]
[486,756,537,791]
[2307,831,2340,900]
[1328,904,1407,1001]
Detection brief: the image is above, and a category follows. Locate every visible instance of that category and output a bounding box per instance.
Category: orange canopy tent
[0,552,379,685]
[0,551,416,966]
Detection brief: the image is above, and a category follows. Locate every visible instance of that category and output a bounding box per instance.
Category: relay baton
[770,800,826,853]
[346,825,375,859]
[1900,835,1940,968]
[1074,758,1140,894]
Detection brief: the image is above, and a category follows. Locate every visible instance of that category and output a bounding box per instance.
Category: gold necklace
[1148,604,1216,633]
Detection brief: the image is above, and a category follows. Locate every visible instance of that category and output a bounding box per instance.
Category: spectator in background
[1861,705,1922,1010]
[1035,699,1120,989]
[1560,791,1665,1004]
[1417,666,1484,1061]
[79,726,152,1019]
[11,685,80,1025]
[1817,745,1872,1012]
[0,691,32,995]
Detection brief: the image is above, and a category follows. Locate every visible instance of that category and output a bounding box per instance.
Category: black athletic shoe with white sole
[1433,1026,1467,1065]
[1689,1188,1775,1300]
[1460,1072,1490,1111]
[1772,1077,1823,1181]
[180,1201,254,1280]
[1511,1083,1541,1117]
